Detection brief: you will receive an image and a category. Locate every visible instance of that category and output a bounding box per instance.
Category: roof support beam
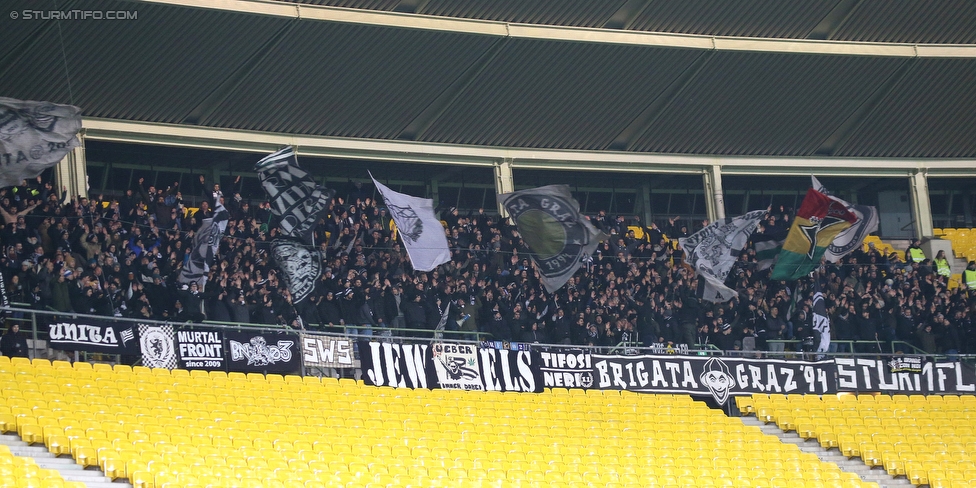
[138,0,976,58]
[81,118,976,178]
[910,170,934,238]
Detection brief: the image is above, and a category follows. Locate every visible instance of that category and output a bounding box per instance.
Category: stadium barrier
[4,306,976,406]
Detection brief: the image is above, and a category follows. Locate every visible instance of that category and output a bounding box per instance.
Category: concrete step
[736,416,914,488]
[6,447,56,458]
[62,473,116,484]
[0,432,132,488]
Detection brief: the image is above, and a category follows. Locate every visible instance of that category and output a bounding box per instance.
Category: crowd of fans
[2,174,975,357]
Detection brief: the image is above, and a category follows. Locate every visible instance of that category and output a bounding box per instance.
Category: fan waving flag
[497,185,607,293]
[678,210,766,302]
[811,274,831,356]
[0,97,82,188]
[679,209,768,302]
[370,173,450,272]
[255,147,334,243]
[255,147,335,304]
[812,176,879,263]
[178,203,230,288]
[771,189,858,281]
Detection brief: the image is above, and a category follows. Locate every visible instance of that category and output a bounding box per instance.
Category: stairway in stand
[0,433,131,488]
[739,416,914,488]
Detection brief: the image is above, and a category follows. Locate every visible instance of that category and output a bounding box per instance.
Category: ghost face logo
[700,357,736,406]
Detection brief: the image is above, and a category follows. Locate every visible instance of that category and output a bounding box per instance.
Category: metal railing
[4,305,975,369]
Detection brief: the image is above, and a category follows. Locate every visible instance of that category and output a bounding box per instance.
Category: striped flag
[812,176,879,263]
[811,274,831,355]
[771,189,858,281]
[255,147,334,243]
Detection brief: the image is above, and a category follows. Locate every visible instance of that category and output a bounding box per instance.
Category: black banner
[226,329,300,373]
[176,327,225,371]
[360,341,543,392]
[592,354,835,405]
[48,320,140,354]
[361,341,437,389]
[835,358,976,395]
[536,346,594,389]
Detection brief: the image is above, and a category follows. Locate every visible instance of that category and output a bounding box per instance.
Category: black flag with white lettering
[254,147,334,244]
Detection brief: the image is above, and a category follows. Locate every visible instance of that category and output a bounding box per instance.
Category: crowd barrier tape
[359,340,976,406]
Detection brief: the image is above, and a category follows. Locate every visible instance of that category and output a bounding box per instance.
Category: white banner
[432,342,482,390]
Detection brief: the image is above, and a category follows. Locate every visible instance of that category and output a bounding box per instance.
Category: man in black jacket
[1,324,29,358]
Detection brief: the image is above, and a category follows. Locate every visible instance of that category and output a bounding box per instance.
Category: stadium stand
[0,357,893,488]
[746,393,976,488]
[937,228,976,264]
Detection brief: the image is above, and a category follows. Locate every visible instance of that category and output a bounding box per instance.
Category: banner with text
[360,341,542,392]
[48,320,140,355]
[592,354,836,405]
[301,333,355,369]
[536,346,595,389]
[176,327,226,371]
[835,358,976,395]
[226,329,301,374]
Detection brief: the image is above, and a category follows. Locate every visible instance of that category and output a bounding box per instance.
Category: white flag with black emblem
[0,97,82,189]
[680,209,767,303]
[370,173,450,272]
[255,147,334,242]
[497,185,607,293]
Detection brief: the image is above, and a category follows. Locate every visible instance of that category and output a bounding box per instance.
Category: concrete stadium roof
[3,0,976,160]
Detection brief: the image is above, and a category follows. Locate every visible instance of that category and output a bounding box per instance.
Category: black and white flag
[497,185,607,293]
[178,203,229,288]
[811,274,831,355]
[139,324,178,369]
[0,98,82,189]
[371,173,450,272]
[271,239,321,304]
[255,147,334,242]
[679,209,767,302]
[812,176,879,263]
